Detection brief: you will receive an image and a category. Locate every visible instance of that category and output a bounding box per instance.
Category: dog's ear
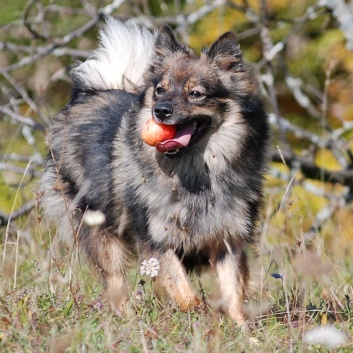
[155,26,184,56]
[206,32,243,72]
[150,26,190,72]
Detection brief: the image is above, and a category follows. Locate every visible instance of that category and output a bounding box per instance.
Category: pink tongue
[156,121,194,153]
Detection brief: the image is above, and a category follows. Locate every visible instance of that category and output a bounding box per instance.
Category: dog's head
[143,26,257,158]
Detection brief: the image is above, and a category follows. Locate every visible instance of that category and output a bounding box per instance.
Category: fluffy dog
[40,17,269,326]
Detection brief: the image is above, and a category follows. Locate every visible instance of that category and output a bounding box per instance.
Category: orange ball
[141,118,176,146]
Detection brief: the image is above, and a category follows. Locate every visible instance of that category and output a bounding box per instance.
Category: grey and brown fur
[39,17,269,326]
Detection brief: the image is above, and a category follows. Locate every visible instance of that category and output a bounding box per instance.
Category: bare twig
[0,0,128,74]
[272,149,353,188]
[0,162,41,178]
[0,107,44,131]
[0,200,36,227]
[24,0,48,40]
[1,153,43,165]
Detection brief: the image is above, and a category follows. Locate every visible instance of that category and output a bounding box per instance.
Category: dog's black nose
[154,103,173,121]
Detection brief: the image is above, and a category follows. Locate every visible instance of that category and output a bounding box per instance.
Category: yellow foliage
[188,7,247,50]
[342,103,353,121]
[315,148,342,172]
[334,208,353,241]
[264,180,330,246]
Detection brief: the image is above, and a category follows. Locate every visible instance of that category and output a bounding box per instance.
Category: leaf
[270,273,283,279]
[320,312,328,326]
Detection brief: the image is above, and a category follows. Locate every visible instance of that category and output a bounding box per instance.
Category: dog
[39,17,269,326]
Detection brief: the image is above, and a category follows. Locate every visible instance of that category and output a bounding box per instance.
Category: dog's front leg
[154,249,201,311]
[216,243,249,326]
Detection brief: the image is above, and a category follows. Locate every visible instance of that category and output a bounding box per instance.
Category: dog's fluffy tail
[71,17,156,93]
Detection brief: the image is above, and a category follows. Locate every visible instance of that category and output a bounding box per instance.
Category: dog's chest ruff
[127,159,251,248]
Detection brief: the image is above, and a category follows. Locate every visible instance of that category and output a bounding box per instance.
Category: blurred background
[1,0,353,256]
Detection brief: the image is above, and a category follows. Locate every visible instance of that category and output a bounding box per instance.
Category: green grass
[1,204,352,352]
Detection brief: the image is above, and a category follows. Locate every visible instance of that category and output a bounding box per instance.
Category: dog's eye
[189,91,204,99]
[155,87,165,95]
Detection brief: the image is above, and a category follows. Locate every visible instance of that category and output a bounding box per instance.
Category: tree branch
[0,200,36,227]
[272,149,353,188]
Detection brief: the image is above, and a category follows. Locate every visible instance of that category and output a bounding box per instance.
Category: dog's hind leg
[82,229,133,314]
[215,242,249,326]
[154,249,202,311]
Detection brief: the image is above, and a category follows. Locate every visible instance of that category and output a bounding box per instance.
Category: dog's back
[40,18,155,241]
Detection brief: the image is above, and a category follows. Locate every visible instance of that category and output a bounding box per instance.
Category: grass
[0,192,352,353]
